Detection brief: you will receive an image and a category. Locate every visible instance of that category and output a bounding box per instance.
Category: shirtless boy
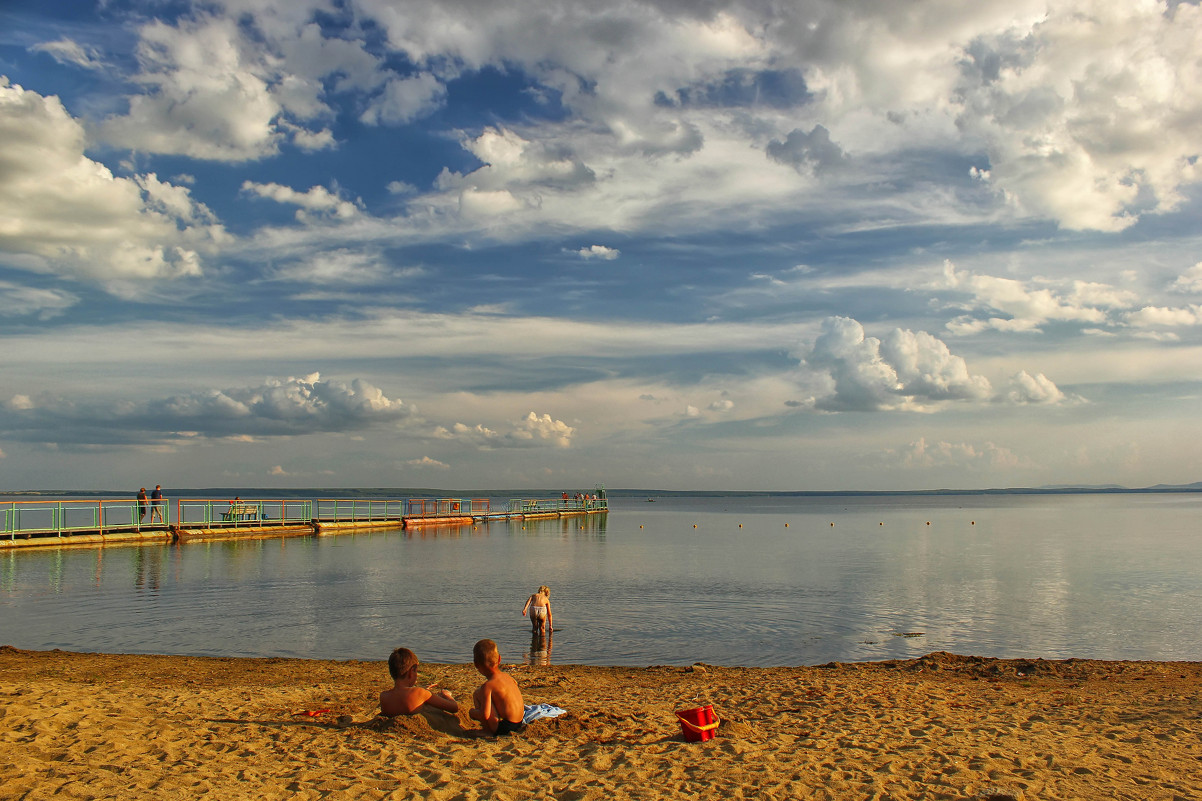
[468,639,525,736]
[379,647,459,717]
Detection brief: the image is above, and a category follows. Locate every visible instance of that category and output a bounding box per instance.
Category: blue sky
[1,0,1200,492]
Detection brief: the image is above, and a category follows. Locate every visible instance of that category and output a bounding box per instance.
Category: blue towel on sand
[523,703,567,724]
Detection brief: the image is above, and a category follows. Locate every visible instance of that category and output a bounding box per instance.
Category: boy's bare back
[380,684,458,717]
[477,670,524,722]
[469,639,525,734]
[380,647,458,717]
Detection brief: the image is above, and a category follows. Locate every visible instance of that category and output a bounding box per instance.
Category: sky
[0,0,1200,493]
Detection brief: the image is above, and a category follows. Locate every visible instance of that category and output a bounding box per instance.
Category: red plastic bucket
[676,705,719,742]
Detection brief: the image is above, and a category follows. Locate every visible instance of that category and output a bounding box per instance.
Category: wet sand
[2,647,1199,799]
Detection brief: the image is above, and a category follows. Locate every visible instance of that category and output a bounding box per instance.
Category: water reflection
[403,525,489,540]
[2,494,1201,665]
[132,546,163,595]
[524,629,552,666]
[502,513,607,540]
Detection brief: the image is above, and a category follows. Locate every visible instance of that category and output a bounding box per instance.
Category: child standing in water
[521,585,553,636]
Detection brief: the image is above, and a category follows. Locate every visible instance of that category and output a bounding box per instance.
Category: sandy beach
[2,647,1199,800]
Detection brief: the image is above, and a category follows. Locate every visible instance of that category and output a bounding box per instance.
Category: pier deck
[3,493,608,549]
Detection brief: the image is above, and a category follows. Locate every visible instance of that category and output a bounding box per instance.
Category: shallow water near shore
[2,493,1201,666]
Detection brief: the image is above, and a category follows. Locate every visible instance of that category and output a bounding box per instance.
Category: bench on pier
[222,503,260,522]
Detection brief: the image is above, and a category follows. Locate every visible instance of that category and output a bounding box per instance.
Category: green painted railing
[314,499,406,522]
[2,498,170,539]
[3,490,608,541]
[506,497,608,514]
[175,499,312,527]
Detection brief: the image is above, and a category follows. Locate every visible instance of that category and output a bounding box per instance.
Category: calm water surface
[2,493,1200,666]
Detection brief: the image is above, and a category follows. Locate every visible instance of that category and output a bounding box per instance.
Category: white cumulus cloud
[1125,305,1202,328]
[360,72,446,125]
[943,261,1128,334]
[1005,370,1068,405]
[0,373,411,446]
[432,412,575,448]
[804,316,992,411]
[1170,262,1202,294]
[576,245,620,260]
[512,412,575,448]
[407,456,450,469]
[95,13,379,161]
[955,0,1202,231]
[98,17,286,161]
[0,79,222,285]
[891,437,1025,470]
[241,182,361,221]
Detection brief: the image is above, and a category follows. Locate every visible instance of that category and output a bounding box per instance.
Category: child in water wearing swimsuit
[521,585,553,636]
[468,639,525,736]
[379,647,459,717]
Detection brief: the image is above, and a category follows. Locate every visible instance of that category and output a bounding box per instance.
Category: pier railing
[404,498,490,517]
[175,499,312,528]
[4,492,607,544]
[2,498,171,539]
[507,497,608,514]
[314,499,406,523]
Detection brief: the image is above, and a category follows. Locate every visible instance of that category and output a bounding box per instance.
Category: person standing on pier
[136,488,148,527]
[150,485,164,523]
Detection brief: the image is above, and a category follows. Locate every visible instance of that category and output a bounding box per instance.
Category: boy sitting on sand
[468,639,525,736]
[379,647,459,717]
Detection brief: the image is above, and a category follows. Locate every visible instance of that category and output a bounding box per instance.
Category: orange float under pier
[401,497,489,528]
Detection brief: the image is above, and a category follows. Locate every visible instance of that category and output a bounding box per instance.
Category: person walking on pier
[136,488,148,527]
[150,485,164,523]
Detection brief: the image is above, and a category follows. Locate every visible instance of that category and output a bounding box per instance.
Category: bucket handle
[676,711,720,733]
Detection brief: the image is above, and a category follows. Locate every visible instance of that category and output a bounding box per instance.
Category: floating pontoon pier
[2,489,608,549]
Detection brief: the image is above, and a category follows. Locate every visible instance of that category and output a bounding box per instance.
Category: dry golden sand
[2,647,1200,800]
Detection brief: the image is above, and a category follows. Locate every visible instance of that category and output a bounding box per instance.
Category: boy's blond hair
[538,585,550,596]
[473,638,500,667]
[388,647,419,679]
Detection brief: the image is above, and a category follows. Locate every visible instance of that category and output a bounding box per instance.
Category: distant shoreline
[3,484,1200,498]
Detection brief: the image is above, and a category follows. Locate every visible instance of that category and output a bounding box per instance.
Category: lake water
[2,493,1200,667]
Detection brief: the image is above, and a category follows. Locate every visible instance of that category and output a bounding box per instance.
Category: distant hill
[1146,481,1202,491]
[1036,483,1127,491]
